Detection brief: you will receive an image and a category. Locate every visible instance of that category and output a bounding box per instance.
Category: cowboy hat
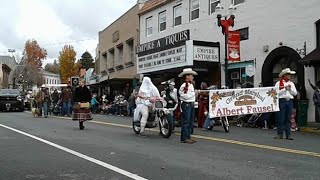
[161,78,175,86]
[178,68,198,77]
[279,68,296,77]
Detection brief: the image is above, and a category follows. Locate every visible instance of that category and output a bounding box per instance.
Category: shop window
[174,4,182,26]
[232,0,245,6]
[190,0,200,21]
[210,0,220,14]
[237,27,249,41]
[146,16,153,36]
[316,19,320,48]
[159,11,166,32]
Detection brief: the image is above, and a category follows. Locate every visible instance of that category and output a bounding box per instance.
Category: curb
[299,127,320,134]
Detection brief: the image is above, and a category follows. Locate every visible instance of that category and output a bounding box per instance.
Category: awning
[299,48,320,66]
[227,60,254,70]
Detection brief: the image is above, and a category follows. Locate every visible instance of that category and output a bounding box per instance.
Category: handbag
[80,102,90,108]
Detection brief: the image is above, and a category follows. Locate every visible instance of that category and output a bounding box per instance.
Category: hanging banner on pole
[209,87,279,118]
[228,31,241,61]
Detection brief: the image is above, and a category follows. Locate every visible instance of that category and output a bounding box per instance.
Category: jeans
[277,99,293,137]
[181,102,194,141]
[203,116,214,129]
[62,101,71,116]
[128,105,134,116]
[43,102,48,117]
[262,112,270,128]
[168,111,175,131]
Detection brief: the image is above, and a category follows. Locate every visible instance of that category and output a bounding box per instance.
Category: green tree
[79,51,94,70]
[45,60,60,74]
[59,45,81,83]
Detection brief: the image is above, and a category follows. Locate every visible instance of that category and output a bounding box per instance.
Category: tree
[79,51,94,70]
[45,60,60,74]
[23,39,47,68]
[13,61,44,88]
[59,45,81,83]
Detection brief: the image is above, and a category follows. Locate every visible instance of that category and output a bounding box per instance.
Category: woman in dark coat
[72,80,92,130]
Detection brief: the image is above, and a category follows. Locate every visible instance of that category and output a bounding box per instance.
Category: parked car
[0,89,25,112]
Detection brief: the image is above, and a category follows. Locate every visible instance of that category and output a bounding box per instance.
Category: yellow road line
[24,112,320,158]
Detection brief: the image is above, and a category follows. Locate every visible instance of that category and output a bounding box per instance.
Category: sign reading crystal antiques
[227,31,241,61]
[137,30,190,74]
[193,46,219,62]
[209,87,279,118]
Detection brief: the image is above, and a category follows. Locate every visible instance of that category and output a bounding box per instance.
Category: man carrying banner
[274,68,297,140]
[178,68,198,144]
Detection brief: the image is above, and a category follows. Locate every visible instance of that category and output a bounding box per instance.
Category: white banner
[209,87,279,118]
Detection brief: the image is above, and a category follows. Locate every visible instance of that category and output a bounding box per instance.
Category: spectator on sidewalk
[313,81,320,123]
[60,86,72,117]
[198,82,208,128]
[90,94,99,113]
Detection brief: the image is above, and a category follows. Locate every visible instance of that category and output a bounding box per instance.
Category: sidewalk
[299,122,320,134]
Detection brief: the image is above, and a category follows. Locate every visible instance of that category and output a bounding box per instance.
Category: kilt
[72,106,93,122]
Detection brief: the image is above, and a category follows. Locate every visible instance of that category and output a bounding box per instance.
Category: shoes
[139,132,147,137]
[262,127,268,130]
[274,135,283,139]
[286,136,294,140]
[189,138,197,143]
[180,139,194,144]
[291,128,296,132]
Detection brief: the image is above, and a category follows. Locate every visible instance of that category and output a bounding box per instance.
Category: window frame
[158,11,167,32]
[146,16,153,36]
[232,0,245,6]
[173,4,182,27]
[117,45,123,64]
[209,0,220,14]
[190,0,200,21]
[237,27,249,41]
[316,19,320,48]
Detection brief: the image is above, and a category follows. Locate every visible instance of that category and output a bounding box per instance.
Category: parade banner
[209,87,279,118]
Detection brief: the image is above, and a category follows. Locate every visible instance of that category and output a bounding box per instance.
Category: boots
[79,122,85,130]
[273,134,283,139]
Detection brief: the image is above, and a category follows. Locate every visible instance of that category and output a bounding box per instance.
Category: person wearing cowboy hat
[274,68,297,140]
[178,68,198,144]
[161,78,178,132]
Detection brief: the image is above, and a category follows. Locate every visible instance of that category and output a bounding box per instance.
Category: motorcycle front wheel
[132,121,141,134]
[221,117,230,133]
[159,115,172,138]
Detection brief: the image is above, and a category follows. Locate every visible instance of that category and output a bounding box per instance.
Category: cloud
[0,0,136,65]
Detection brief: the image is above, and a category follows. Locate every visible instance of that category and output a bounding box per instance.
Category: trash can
[297,100,309,127]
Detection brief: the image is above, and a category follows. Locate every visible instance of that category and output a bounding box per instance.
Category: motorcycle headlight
[17,96,22,101]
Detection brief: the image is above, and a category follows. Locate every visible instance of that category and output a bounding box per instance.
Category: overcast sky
[0,0,137,65]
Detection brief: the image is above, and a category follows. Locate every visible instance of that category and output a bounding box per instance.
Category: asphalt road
[0,112,320,180]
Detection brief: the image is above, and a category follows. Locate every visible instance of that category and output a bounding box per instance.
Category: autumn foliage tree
[58,45,81,83]
[23,39,47,68]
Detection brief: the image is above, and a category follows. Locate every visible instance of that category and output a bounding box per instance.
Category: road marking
[0,123,148,180]
[23,112,320,158]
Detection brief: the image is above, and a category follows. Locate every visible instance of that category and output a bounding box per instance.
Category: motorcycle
[132,99,173,138]
[204,111,230,133]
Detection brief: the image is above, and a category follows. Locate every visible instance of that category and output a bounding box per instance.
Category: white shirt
[179,82,195,102]
[275,80,297,99]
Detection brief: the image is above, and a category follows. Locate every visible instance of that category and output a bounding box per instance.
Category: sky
[0,0,137,66]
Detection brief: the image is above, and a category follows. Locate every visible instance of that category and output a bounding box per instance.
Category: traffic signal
[71,77,80,87]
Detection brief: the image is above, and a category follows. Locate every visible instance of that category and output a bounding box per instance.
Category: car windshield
[0,89,21,95]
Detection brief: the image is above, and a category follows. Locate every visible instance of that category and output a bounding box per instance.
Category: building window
[237,27,249,41]
[232,0,245,6]
[117,45,123,64]
[190,0,200,21]
[210,0,220,14]
[127,40,135,62]
[159,11,166,32]
[316,19,320,48]
[174,4,182,26]
[146,16,153,36]
[109,49,115,68]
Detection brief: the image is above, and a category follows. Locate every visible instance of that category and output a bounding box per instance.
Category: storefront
[227,60,255,89]
[136,30,221,89]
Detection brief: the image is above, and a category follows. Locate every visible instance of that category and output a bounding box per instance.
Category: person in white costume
[134,77,160,137]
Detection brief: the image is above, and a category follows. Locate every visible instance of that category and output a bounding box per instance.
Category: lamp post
[216,3,236,88]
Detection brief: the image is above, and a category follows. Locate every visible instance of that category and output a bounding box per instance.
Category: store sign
[245,65,255,77]
[137,30,190,74]
[228,31,241,61]
[209,87,279,118]
[193,46,219,62]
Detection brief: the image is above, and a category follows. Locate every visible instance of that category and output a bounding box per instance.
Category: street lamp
[216,3,236,88]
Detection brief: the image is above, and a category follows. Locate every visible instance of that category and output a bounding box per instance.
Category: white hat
[178,68,198,77]
[161,79,175,86]
[279,68,296,77]
[41,84,46,88]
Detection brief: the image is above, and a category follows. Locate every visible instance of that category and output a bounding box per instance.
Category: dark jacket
[60,89,72,102]
[313,90,320,106]
[52,91,59,103]
[74,86,91,103]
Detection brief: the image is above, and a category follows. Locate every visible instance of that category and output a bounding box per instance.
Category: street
[0,112,320,180]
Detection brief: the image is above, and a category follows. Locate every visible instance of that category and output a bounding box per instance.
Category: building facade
[97,4,140,96]
[138,0,320,122]
[41,70,61,87]
[0,55,17,87]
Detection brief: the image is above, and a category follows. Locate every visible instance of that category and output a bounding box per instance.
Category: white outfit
[275,80,297,100]
[133,77,160,133]
[179,83,196,102]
